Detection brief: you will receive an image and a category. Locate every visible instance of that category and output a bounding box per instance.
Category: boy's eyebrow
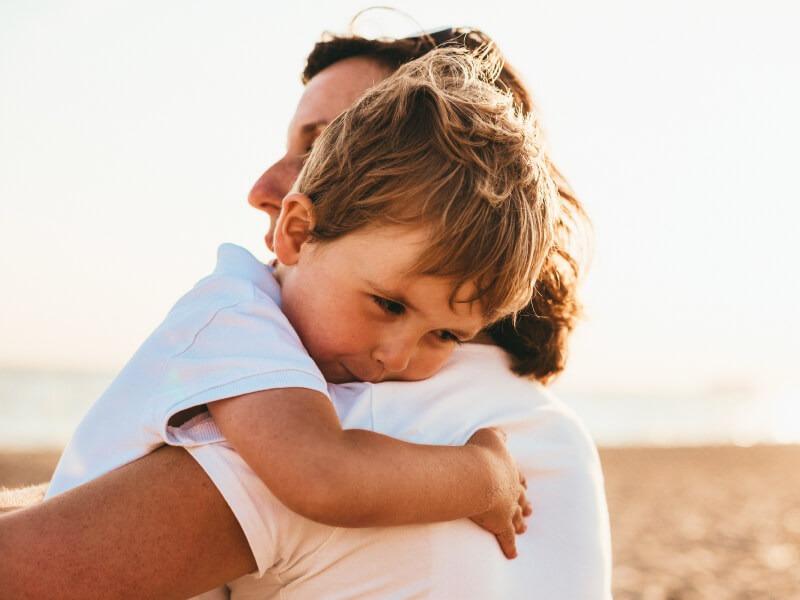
[367,281,481,340]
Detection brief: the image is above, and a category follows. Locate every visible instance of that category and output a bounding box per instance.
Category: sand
[601,445,800,599]
[2,445,799,598]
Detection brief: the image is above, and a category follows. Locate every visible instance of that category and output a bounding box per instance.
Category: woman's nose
[248,157,302,250]
[247,157,297,215]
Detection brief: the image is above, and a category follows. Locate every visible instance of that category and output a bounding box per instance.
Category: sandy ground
[601,445,800,599]
[2,445,799,599]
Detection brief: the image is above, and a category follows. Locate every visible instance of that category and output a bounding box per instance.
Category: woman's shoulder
[459,346,598,451]
[365,343,599,459]
[445,343,573,416]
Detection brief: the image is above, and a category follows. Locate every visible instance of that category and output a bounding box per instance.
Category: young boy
[46,48,557,560]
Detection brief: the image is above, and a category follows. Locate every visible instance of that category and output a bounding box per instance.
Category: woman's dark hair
[303,27,591,383]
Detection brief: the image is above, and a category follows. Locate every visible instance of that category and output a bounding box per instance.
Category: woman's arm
[0,445,255,600]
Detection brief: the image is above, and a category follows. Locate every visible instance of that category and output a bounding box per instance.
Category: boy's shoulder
[212,243,278,293]
[131,243,296,378]
[171,244,281,317]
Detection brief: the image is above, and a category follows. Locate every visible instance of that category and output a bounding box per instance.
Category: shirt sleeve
[185,440,336,576]
[149,294,330,446]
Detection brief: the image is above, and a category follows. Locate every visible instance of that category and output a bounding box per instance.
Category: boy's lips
[339,361,383,384]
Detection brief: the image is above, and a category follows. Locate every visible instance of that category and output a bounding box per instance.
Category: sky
[1,0,799,399]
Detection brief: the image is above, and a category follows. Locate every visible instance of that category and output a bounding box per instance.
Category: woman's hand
[466,428,532,559]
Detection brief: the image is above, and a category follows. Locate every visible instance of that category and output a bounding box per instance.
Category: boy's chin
[323,361,433,385]
[321,361,370,384]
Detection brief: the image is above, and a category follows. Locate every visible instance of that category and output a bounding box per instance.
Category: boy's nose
[372,339,416,375]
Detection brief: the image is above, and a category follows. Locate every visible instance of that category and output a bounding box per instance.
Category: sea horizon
[2,367,798,451]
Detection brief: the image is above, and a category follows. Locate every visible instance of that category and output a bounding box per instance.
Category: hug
[0,24,610,600]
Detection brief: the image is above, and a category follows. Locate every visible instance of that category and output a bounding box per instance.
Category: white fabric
[44,242,611,597]
[46,244,328,497]
[189,344,613,599]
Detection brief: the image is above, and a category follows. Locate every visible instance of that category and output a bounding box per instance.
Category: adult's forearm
[0,446,255,599]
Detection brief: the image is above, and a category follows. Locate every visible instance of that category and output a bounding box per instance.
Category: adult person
[0,27,611,599]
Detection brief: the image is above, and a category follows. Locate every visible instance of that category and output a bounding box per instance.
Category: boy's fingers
[489,427,508,442]
[513,507,525,534]
[518,491,532,517]
[496,529,517,559]
[513,518,524,534]
[523,500,533,517]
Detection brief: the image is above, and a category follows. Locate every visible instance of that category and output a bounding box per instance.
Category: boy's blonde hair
[296,47,557,321]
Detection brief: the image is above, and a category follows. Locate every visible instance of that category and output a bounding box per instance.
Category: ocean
[1,369,797,450]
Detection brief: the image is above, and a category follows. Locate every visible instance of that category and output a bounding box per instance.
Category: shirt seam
[149,282,299,430]
[145,283,256,431]
[171,282,257,358]
[160,367,329,427]
[277,526,341,596]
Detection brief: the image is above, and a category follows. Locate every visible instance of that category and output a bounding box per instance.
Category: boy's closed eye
[371,295,463,345]
[436,330,463,344]
[372,295,406,315]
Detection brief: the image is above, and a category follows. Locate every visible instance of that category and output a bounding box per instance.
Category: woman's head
[248,55,392,236]
[248,28,531,232]
[250,25,590,383]
[302,27,534,111]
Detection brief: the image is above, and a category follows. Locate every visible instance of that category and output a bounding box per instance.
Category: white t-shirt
[46,243,612,598]
[188,343,612,599]
[47,244,329,497]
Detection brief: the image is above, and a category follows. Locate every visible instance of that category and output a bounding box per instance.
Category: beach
[2,445,799,598]
[601,445,800,599]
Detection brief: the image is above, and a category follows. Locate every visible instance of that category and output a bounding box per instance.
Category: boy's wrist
[463,440,503,515]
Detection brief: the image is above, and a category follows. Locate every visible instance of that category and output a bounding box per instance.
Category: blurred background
[2,1,799,597]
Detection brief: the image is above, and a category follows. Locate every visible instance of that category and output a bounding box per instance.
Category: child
[46,47,557,560]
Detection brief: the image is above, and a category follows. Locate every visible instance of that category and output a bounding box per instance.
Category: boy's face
[276,214,486,383]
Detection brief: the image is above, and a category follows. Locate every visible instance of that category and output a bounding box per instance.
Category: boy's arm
[208,389,529,558]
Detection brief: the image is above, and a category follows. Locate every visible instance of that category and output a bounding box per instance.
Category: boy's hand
[466,428,532,559]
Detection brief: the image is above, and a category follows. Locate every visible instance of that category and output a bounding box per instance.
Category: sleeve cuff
[156,369,330,446]
[185,442,277,576]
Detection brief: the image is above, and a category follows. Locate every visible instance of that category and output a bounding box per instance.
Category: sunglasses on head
[404,27,487,50]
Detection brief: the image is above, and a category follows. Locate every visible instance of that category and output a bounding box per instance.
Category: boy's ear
[273,193,316,266]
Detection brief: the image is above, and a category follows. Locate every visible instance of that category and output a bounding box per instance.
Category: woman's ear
[273,193,316,266]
